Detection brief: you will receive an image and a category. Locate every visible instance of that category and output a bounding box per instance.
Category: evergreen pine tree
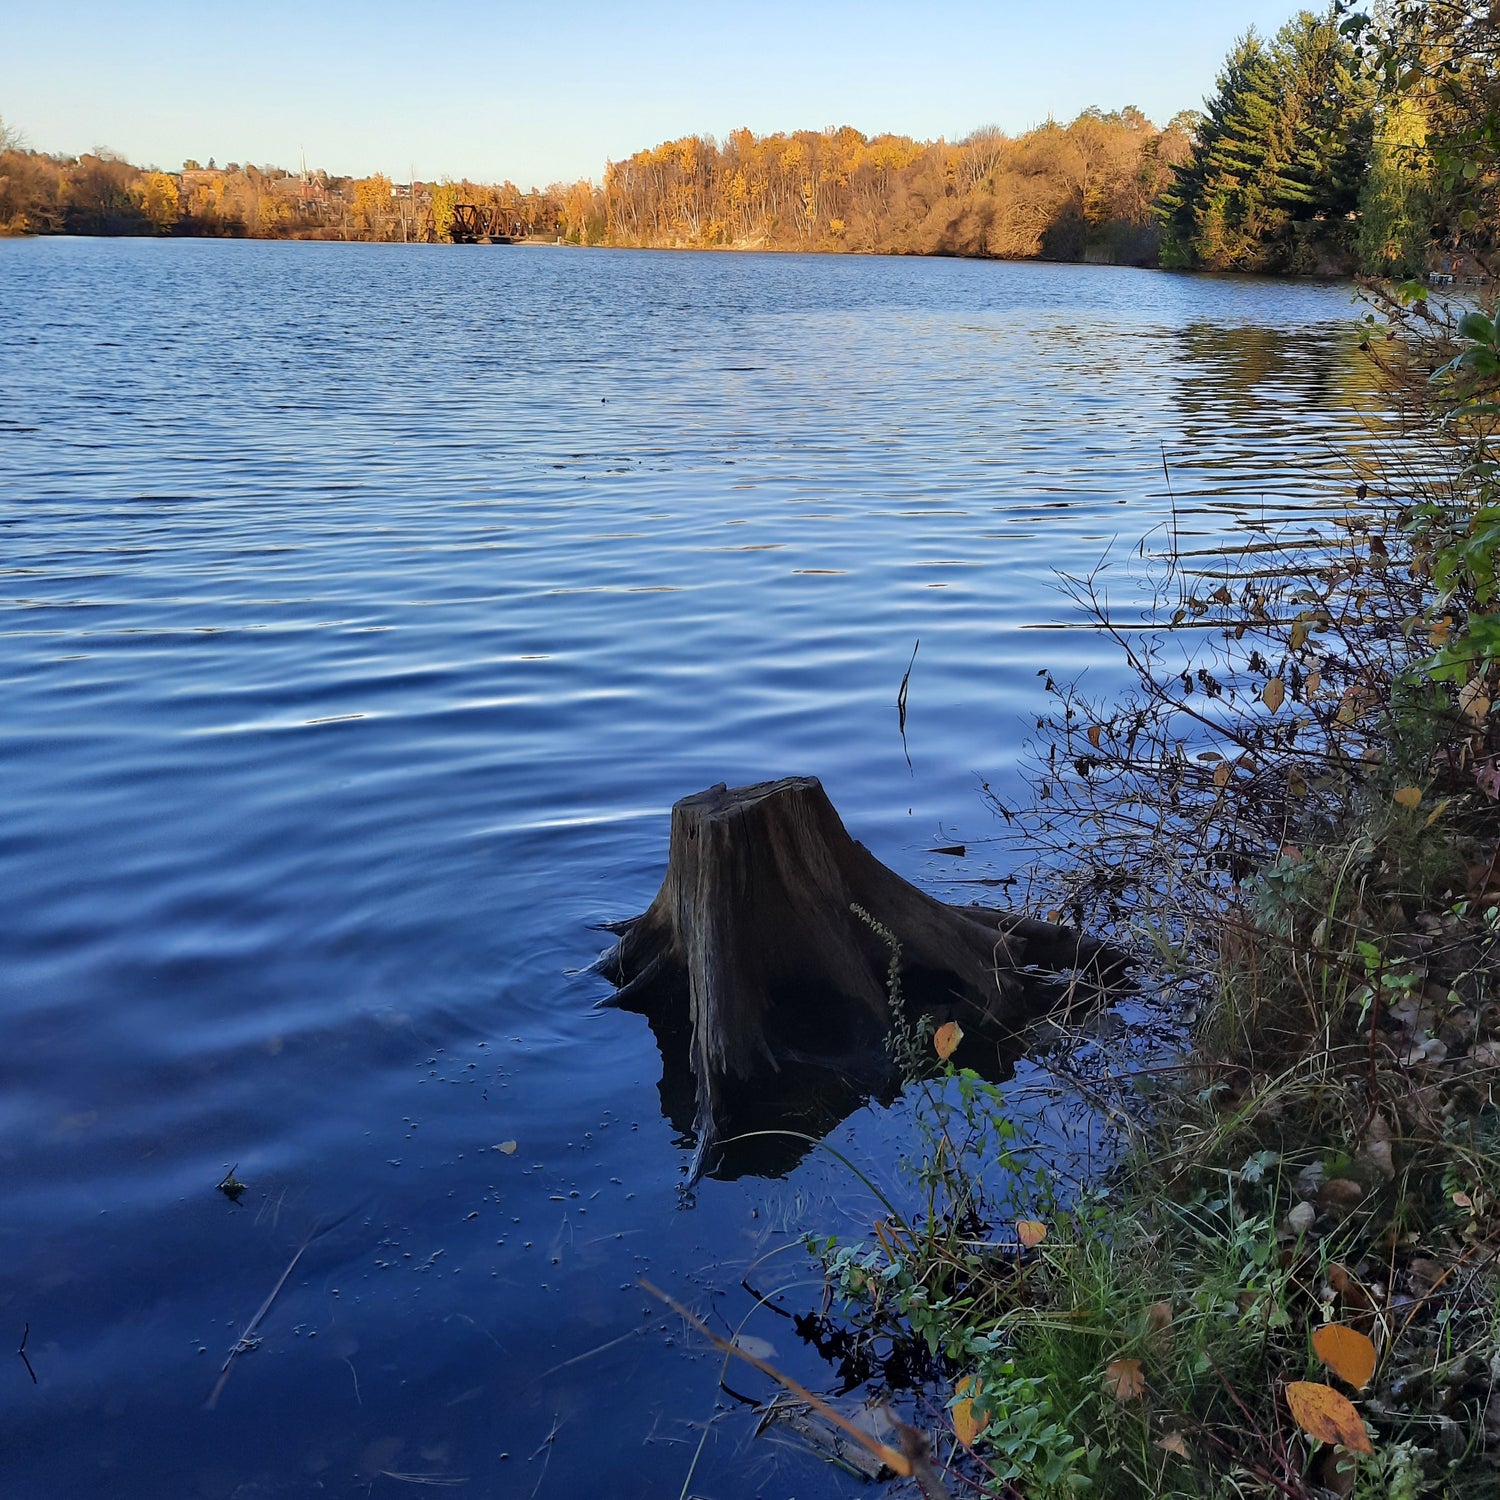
[1158,8,1374,272]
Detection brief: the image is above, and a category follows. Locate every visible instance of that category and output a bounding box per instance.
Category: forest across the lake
[1,4,1494,277]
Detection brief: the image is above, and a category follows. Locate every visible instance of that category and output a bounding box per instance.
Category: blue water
[1,239,1384,1498]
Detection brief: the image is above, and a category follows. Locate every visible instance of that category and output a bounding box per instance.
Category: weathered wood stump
[597,777,1123,1175]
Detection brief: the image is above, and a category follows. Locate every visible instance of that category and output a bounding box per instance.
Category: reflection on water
[0,241,1388,1499]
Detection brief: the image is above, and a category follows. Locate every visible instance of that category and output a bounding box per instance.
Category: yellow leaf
[952,1375,983,1447]
[1393,786,1423,809]
[1291,620,1310,651]
[1103,1357,1146,1402]
[1423,798,1450,829]
[934,1021,963,1061]
[495,1140,518,1155]
[1312,1324,1377,1391]
[1087,724,1103,749]
[1263,679,1286,713]
[1016,1219,1047,1249]
[1285,1381,1373,1453]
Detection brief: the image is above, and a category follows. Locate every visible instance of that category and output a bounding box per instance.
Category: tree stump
[597,777,1123,1176]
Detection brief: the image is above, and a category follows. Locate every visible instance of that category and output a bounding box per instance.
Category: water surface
[1,241,1384,1498]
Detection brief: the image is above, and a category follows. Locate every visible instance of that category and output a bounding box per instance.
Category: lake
[0,240,1385,1498]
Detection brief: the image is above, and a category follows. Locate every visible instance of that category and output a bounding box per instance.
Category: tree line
[0,129,579,243]
[1,4,1494,275]
[0,110,1190,263]
[598,110,1192,262]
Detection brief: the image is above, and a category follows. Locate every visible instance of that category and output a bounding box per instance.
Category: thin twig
[640,1277,912,1478]
[206,1203,364,1409]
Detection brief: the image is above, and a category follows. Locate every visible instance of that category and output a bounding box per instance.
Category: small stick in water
[640,1277,913,1479]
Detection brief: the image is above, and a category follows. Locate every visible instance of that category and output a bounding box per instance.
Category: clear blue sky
[6,1,1313,187]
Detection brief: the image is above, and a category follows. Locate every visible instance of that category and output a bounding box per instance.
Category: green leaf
[1458,312,1496,344]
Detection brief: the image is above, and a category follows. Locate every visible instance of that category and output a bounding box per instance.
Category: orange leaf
[1312,1324,1376,1391]
[1016,1219,1047,1249]
[1087,725,1103,749]
[1285,1381,1372,1453]
[934,1021,963,1061]
[951,1375,983,1447]
[1263,679,1286,713]
[1103,1357,1145,1402]
[1393,786,1423,809]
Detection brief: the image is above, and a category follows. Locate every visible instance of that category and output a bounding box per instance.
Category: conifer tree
[1159,8,1373,273]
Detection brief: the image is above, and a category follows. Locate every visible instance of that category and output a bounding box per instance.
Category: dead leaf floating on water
[1103,1357,1146,1403]
[494,1141,518,1155]
[934,1021,963,1061]
[732,1333,777,1361]
[1016,1219,1048,1249]
[1312,1324,1377,1391]
[1286,1380,1373,1453]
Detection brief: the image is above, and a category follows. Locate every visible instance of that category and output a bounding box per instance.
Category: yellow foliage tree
[351,173,393,235]
[429,181,461,240]
[137,172,179,231]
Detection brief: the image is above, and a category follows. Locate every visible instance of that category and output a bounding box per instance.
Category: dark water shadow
[618,973,1085,1181]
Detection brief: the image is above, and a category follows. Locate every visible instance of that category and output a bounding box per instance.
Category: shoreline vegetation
[727,6,1499,1498]
[1,6,1493,279]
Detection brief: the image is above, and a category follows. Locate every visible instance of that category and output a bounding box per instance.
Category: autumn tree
[137,171,180,232]
[1342,0,1500,266]
[65,150,143,234]
[1358,94,1432,275]
[351,173,393,237]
